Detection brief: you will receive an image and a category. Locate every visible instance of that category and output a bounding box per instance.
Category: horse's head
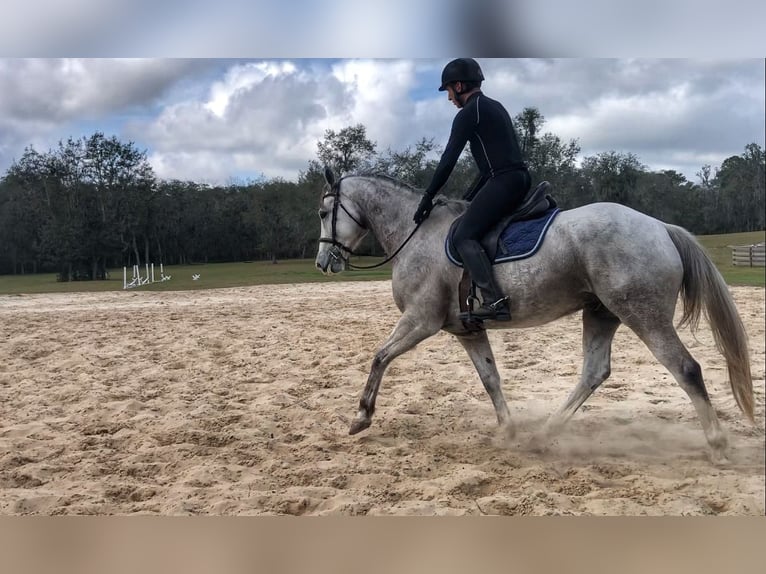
[315,167,368,275]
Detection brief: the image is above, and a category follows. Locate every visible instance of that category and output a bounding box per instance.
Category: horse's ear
[323,166,335,186]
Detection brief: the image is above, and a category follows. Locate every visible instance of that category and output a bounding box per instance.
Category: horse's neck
[350,178,419,256]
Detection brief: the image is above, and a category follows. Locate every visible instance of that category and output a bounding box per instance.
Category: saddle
[447,181,557,263]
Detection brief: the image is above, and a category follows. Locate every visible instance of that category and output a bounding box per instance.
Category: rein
[318,179,423,270]
[347,223,422,270]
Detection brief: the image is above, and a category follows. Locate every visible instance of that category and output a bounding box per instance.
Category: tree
[369,138,437,187]
[512,107,582,206]
[316,124,377,175]
[696,164,714,189]
[714,143,765,232]
[2,122,762,276]
[0,134,156,279]
[630,170,695,227]
[0,147,52,274]
[82,132,156,278]
[526,133,581,186]
[514,107,545,158]
[581,151,645,206]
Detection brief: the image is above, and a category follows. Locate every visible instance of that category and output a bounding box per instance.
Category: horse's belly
[493,248,587,327]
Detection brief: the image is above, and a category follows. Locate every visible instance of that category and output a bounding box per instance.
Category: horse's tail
[665,223,754,422]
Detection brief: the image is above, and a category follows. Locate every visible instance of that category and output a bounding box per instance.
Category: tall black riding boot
[457,241,511,322]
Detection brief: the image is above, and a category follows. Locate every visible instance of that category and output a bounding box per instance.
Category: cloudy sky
[0,58,763,185]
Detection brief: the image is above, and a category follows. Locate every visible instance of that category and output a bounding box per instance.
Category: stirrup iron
[485,296,509,310]
[466,282,480,315]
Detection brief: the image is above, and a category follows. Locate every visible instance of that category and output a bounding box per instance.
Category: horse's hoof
[527,432,551,454]
[499,422,516,441]
[710,449,730,466]
[349,418,372,435]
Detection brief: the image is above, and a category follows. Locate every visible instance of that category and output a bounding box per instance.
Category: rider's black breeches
[452,168,532,248]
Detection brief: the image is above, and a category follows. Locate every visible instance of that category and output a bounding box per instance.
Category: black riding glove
[413,194,434,224]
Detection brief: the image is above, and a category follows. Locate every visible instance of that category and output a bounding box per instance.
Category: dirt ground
[0,281,763,515]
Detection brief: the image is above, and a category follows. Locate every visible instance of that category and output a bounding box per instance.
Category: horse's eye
[318,210,328,220]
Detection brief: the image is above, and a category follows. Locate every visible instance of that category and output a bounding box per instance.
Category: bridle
[318,179,366,260]
[317,178,423,270]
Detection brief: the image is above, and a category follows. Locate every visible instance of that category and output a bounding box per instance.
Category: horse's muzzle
[315,249,345,275]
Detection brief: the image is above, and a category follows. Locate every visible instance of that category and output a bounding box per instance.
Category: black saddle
[447,181,557,263]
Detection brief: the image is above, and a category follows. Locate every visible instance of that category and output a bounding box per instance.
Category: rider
[413,58,531,322]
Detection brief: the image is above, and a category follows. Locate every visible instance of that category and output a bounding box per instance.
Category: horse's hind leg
[542,305,621,439]
[456,330,513,438]
[349,313,441,435]
[629,321,728,463]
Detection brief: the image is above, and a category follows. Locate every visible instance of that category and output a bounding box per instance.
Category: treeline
[0,109,764,278]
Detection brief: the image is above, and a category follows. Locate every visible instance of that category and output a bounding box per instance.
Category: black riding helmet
[438,58,484,92]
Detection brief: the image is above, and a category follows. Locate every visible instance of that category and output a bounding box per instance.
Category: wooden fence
[730,242,766,267]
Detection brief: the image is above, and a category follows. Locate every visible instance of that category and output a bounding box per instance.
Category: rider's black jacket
[424,91,526,200]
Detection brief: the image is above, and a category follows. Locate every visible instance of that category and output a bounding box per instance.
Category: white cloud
[548,84,695,149]
[475,59,765,179]
[0,58,763,184]
[329,60,420,146]
[204,62,299,117]
[0,59,204,122]
[135,61,344,181]
[137,59,428,181]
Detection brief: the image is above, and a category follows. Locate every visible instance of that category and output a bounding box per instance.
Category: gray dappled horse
[314,169,754,463]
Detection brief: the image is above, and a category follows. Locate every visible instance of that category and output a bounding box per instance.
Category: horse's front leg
[349,312,441,435]
[456,330,514,438]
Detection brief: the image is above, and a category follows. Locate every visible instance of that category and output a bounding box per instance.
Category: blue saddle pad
[446,207,560,267]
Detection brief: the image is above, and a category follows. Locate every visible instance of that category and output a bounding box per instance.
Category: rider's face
[447,83,463,109]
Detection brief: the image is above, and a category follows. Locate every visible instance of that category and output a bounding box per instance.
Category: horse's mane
[348,171,422,193]
[350,172,464,204]
[341,171,467,213]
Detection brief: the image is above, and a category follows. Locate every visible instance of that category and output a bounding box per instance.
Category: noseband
[318,179,366,259]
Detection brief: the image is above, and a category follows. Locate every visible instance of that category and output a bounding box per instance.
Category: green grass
[1,231,763,295]
[0,258,393,295]
[696,230,765,287]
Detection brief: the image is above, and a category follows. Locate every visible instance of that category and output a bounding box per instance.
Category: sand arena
[0,282,763,515]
